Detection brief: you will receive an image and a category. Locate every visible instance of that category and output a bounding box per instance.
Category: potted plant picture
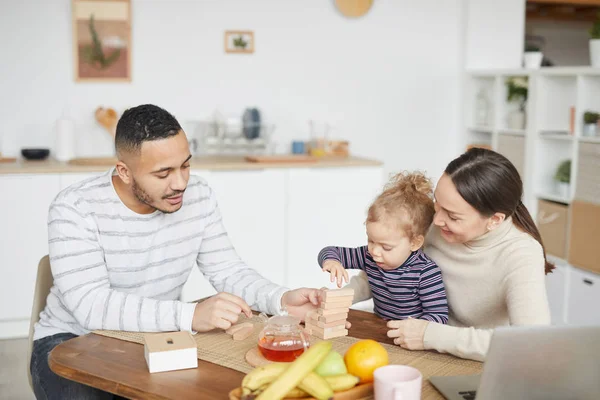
[506,77,528,130]
[583,111,599,137]
[554,160,571,199]
[524,44,543,69]
[590,12,600,67]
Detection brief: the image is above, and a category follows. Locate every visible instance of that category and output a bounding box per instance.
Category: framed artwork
[72,0,131,82]
[224,31,254,54]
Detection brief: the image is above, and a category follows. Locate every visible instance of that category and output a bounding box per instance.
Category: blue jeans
[31,333,125,400]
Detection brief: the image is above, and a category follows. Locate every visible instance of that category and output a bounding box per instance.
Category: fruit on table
[344,339,389,383]
[255,341,333,400]
[324,374,359,391]
[242,363,359,398]
[314,351,347,377]
[256,374,360,398]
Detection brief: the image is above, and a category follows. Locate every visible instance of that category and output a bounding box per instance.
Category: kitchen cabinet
[0,174,61,338]
[567,267,600,326]
[59,172,105,191]
[181,169,286,302]
[0,165,384,338]
[545,262,567,325]
[286,167,384,289]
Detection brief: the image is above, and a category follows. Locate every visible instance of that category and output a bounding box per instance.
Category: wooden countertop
[0,155,382,175]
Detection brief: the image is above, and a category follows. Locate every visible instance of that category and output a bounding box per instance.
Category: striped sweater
[317,246,448,323]
[34,170,288,341]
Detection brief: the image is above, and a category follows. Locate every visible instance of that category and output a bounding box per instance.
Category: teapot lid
[267,315,301,329]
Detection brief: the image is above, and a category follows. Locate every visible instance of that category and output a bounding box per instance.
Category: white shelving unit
[464,67,600,326]
[464,67,600,211]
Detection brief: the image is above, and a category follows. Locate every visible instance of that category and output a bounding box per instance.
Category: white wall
[0,0,464,179]
[527,20,591,67]
[465,0,525,70]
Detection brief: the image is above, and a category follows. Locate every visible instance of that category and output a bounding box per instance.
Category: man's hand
[281,288,351,329]
[192,292,252,332]
[322,260,348,288]
[386,318,429,350]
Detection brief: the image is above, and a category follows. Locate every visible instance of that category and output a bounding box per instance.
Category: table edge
[48,334,169,400]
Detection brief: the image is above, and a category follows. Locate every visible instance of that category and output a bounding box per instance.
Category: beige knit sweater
[346,218,551,361]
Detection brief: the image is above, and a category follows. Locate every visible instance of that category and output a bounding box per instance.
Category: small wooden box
[144,332,198,373]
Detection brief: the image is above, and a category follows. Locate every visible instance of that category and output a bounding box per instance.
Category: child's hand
[322,260,349,288]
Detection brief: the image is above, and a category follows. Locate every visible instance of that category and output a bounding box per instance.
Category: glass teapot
[257,315,310,362]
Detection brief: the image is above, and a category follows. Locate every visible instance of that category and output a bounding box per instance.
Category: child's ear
[410,235,424,251]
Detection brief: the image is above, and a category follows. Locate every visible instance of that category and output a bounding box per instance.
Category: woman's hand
[386,318,429,350]
[322,260,348,288]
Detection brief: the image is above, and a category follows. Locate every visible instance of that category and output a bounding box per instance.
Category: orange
[344,339,389,383]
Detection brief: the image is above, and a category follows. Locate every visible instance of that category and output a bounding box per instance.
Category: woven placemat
[93,314,481,379]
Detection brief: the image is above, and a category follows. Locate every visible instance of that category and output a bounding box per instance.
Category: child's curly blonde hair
[366,171,435,240]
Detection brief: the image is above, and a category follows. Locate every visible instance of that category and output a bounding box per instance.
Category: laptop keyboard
[459,390,477,400]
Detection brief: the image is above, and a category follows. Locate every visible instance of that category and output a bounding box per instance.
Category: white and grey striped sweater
[34,170,288,340]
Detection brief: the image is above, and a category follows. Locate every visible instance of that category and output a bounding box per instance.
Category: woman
[347,148,552,362]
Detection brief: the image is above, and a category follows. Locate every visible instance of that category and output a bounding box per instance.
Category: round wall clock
[334,0,374,18]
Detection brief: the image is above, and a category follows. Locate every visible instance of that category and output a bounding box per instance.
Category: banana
[256,341,333,400]
[326,374,360,392]
[298,372,333,400]
[249,373,360,399]
[242,363,288,395]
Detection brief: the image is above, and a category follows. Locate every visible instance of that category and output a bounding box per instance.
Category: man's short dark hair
[115,104,182,155]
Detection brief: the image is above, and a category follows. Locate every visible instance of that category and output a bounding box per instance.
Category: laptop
[429,325,600,400]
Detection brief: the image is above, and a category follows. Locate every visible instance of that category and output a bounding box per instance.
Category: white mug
[374,365,422,400]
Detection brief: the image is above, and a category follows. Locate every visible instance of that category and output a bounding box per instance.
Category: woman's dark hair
[445,148,554,274]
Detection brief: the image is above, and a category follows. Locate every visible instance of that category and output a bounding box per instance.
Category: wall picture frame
[72,0,132,82]
[224,31,254,54]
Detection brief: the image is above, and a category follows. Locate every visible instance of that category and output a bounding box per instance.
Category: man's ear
[410,234,424,251]
[115,161,132,185]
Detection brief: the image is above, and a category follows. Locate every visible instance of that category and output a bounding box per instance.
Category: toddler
[318,171,448,323]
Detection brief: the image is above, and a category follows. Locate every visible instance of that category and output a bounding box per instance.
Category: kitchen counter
[0,155,382,174]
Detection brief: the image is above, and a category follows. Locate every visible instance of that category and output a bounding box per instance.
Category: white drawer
[567,267,600,326]
[546,263,567,325]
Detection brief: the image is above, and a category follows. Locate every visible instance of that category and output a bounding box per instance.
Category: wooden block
[306,322,345,334]
[306,311,347,328]
[317,307,350,316]
[317,312,348,323]
[324,295,354,304]
[322,329,348,339]
[225,322,253,335]
[233,325,254,341]
[306,324,348,339]
[144,332,198,373]
[323,288,354,301]
[314,319,347,329]
[320,300,352,310]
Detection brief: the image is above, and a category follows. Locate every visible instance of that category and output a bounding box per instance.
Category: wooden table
[49,309,482,399]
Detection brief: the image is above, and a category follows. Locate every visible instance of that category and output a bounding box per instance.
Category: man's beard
[132,178,184,214]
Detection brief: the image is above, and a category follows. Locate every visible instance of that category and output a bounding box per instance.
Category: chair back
[27,255,53,390]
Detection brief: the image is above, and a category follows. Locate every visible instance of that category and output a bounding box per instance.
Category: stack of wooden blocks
[305,288,354,339]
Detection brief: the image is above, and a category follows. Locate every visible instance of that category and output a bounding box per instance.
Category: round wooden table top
[49,309,482,399]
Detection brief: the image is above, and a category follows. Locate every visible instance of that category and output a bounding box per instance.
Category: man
[31,104,323,399]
